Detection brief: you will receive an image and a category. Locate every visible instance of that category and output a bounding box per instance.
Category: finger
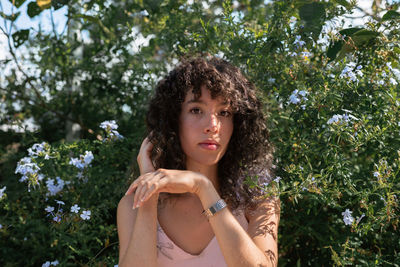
[125,173,152,195]
[141,183,158,203]
[134,172,163,208]
[133,173,158,208]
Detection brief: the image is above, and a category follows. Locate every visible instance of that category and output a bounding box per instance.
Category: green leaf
[73,14,115,38]
[12,29,30,48]
[0,11,20,22]
[382,10,400,21]
[339,27,363,36]
[27,2,42,18]
[351,29,379,47]
[299,2,326,40]
[8,0,26,8]
[327,40,344,61]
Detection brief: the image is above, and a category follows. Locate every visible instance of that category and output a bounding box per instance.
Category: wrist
[194,174,210,196]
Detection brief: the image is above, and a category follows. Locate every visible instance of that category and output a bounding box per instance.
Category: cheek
[223,119,234,142]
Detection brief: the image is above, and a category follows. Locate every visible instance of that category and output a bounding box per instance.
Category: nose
[205,114,219,133]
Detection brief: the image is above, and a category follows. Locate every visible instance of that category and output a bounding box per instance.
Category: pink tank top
[156,209,248,267]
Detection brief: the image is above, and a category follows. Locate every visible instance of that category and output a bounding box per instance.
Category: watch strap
[202,199,227,220]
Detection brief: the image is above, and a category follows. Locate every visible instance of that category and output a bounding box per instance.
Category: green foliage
[1,0,400,265]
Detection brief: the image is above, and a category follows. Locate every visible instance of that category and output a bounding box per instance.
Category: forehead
[183,87,229,105]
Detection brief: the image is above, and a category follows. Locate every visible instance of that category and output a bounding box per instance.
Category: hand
[137,135,155,174]
[125,169,206,209]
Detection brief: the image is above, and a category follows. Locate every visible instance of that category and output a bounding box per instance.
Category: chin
[189,156,221,166]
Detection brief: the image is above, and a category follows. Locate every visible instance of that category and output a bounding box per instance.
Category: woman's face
[179,86,234,167]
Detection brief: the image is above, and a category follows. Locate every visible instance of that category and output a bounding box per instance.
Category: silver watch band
[202,199,227,220]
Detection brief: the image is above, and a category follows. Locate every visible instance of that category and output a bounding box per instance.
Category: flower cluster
[46,177,69,196]
[377,62,399,86]
[327,113,355,125]
[69,151,94,181]
[341,209,354,226]
[339,62,363,83]
[288,89,308,109]
[293,35,305,48]
[15,157,44,190]
[42,260,59,267]
[100,120,124,141]
[69,151,94,170]
[28,142,51,159]
[45,201,91,223]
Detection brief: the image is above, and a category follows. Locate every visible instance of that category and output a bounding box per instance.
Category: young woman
[117,56,280,267]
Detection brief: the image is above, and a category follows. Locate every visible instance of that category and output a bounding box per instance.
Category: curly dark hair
[146,55,275,212]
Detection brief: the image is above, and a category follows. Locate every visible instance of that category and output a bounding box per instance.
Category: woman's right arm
[117,192,159,267]
[117,135,159,266]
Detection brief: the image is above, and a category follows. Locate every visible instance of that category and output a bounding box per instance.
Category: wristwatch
[202,199,227,220]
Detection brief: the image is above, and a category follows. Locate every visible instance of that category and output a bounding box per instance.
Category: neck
[185,161,219,194]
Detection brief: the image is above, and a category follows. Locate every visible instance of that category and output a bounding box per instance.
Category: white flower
[293,35,305,47]
[298,90,308,97]
[274,176,281,183]
[339,63,363,83]
[28,142,50,159]
[289,94,301,104]
[69,151,94,170]
[46,177,65,196]
[55,200,65,205]
[389,78,398,85]
[80,210,91,220]
[71,204,80,213]
[83,151,94,165]
[53,215,61,223]
[327,113,354,125]
[0,186,6,198]
[288,89,308,106]
[100,120,118,130]
[42,260,58,267]
[45,206,54,213]
[373,171,380,177]
[15,157,40,183]
[341,209,354,226]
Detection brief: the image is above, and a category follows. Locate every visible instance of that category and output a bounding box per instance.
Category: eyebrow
[186,99,229,106]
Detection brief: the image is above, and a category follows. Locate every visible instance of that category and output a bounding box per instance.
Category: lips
[199,140,220,151]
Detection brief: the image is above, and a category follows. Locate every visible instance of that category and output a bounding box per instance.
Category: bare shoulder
[117,194,138,256]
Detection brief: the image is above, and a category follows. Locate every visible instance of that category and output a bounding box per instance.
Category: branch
[3,28,93,134]
[50,7,58,39]
[354,5,381,22]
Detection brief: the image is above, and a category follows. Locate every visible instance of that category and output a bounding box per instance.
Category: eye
[220,110,232,117]
[189,108,201,114]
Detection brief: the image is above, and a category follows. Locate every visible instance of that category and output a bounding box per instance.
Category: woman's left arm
[197,178,280,267]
